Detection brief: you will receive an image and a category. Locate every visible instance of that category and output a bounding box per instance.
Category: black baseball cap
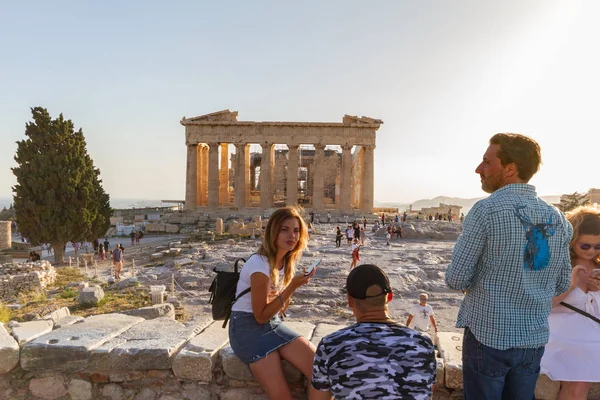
[346,264,392,299]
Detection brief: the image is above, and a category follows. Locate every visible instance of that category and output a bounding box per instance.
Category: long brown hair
[566,205,600,264]
[257,206,308,289]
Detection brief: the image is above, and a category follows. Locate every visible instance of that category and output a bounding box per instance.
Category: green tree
[557,192,589,213]
[12,107,112,264]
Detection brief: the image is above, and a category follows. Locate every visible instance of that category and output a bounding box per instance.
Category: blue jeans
[462,327,544,400]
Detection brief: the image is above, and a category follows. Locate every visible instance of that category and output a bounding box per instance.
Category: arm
[250,268,316,325]
[406,314,413,327]
[552,265,586,306]
[445,201,488,291]
[430,315,438,332]
[554,216,574,296]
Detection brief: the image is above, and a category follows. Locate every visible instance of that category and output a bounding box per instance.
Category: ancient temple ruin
[181,110,382,213]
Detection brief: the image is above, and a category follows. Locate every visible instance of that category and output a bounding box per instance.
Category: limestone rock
[172,321,229,382]
[122,303,175,320]
[78,285,104,306]
[11,319,54,346]
[29,375,67,399]
[0,322,19,373]
[310,323,344,346]
[68,379,93,400]
[20,313,144,371]
[437,332,463,390]
[54,315,84,328]
[89,317,199,371]
[41,306,71,323]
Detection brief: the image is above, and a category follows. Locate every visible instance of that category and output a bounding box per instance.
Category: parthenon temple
[181,110,382,213]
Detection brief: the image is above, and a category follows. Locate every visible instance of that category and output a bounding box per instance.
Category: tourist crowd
[226,133,599,400]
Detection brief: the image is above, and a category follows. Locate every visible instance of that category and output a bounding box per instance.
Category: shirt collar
[492,183,537,196]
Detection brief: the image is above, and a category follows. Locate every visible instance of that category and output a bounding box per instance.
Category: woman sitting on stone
[541,206,600,399]
[228,206,316,400]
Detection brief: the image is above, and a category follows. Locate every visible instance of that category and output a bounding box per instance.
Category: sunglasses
[579,243,600,251]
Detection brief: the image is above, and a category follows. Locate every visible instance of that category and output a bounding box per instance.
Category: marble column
[312,144,325,210]
[286,145,299,206]
[201,145,209,206]
[260,143,274,209]
[234,143,248,209]
[362,145,375,213]
[340,144,352,211]
[184,144,198,210]
[208,143,220,209]
[219,143,229,205]
[195,145,203,206]
[245,147,251,205]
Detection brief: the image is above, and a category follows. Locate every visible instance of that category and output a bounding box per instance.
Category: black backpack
[208,257,251,328]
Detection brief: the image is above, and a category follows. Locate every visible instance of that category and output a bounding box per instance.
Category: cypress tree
[12,107,112,264]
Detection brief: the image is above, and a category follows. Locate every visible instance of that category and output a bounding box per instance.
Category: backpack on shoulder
[208,257,251,328]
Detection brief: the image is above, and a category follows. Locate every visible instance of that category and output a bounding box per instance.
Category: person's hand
[586,275,600,292]
[291,267,316,290]
[570,265,588,289]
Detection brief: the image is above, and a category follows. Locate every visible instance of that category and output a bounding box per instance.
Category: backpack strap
[223,287,251,328]
[560,301,600,324]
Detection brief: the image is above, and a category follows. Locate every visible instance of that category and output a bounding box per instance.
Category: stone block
[165,224,180,233]
[0,322,19,374]
[174,257,194,268]
[151,253,164,260]
[169,241,182,248]
[169,248,182,255]
[172,321,229,382]
[29,375,67,399]
[20,313,144,371]
[78,285,104,306]
[534,374,560,400]
[54,315,84,328]
[434,356,445,387]
[89,317,198,371]
[310,323,345,346]
[437,332,463,390]
[68,378,92,400]
[215,218,224,235]
[11,319,54,346]
[122,303,175,320]
[41,307,71,323]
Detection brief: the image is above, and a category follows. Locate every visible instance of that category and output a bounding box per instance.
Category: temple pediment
[182,109,239,123]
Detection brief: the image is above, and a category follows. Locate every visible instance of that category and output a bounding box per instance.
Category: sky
[1,0,599,206]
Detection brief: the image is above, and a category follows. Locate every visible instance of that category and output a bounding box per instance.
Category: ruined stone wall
[0,314,590,400]
[0,221,10,251]
[0,261,56,302]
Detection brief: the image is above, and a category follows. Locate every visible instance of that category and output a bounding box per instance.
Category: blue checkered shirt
[445,184,572,350]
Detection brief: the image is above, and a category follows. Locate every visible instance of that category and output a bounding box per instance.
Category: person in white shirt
[229,206,316,400]
[406,293,438,333]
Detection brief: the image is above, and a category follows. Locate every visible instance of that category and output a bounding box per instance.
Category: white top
[409,304,434,331]
[231,254,284,313]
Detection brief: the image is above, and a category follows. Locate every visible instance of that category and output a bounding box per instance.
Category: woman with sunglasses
[228,206,317,400]
[541,206,600,399]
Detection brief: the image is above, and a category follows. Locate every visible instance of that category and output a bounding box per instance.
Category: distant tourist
[41,243,47,256]
[28,251,40,262]
[112,244,123,280]
[130,230,135,245]
[229,207,316,399]
[363,216,367,229]
[310,264,436,399]
[460,213,465,223]
[385,228,391,246]
[541,206,600,399]
[98,243,105,262]
[381,213,385,224]
[327,212,331,223]
[406,293,438,334]
[345,225,353,246]
[103,238,110,253]
[360,227,365,246]
[350,239,361,269]
[335,227,342,248]
[445,133,572,399]
[353,222,360,243]
[47,243,53,256]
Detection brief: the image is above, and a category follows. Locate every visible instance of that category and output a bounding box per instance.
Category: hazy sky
[1,1,599,204]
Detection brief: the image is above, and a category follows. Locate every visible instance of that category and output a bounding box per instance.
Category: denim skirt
[229,311,300,365]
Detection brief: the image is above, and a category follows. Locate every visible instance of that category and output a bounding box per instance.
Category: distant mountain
[376,194,561,215]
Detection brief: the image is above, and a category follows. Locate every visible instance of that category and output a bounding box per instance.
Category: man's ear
[504,162,519,178]
[347,293,354,308]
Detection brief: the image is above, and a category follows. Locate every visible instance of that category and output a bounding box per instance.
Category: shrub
[0,303,11,324]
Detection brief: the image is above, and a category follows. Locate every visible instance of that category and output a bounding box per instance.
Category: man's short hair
[489,133,541,182]
[419,293,428,299]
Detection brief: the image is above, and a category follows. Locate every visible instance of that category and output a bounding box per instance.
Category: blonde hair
[566,205,600,265]
[257,207,308,289]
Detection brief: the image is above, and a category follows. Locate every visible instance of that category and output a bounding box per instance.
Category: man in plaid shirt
[446,133,572,400]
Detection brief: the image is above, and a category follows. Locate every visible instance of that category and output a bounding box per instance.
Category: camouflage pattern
[311,322,436,399]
